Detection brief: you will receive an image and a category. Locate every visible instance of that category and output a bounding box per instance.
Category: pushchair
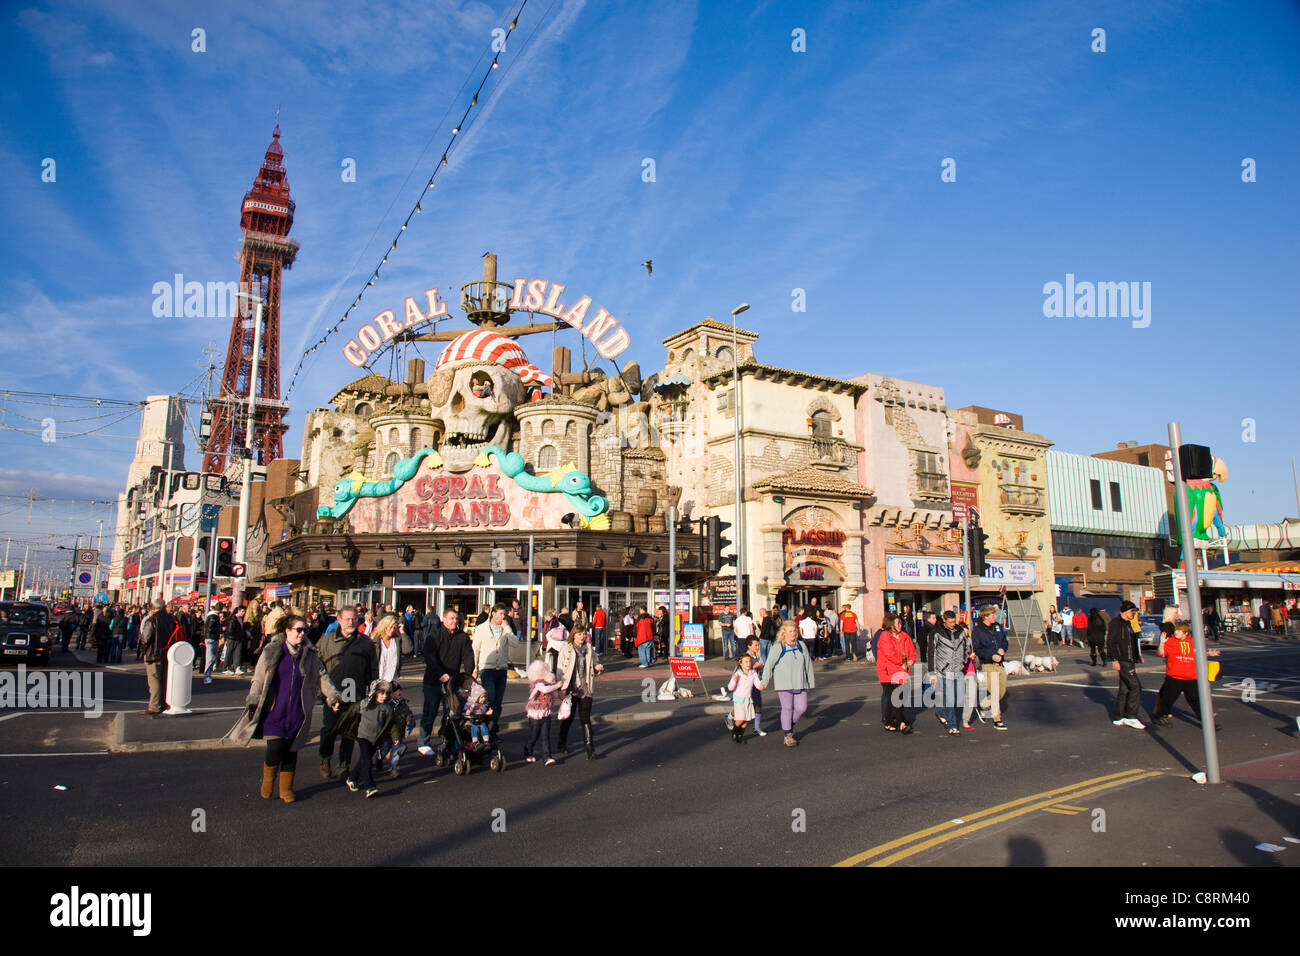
[432,682,506,775]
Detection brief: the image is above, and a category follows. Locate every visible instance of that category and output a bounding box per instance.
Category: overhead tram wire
[285,0,538,401]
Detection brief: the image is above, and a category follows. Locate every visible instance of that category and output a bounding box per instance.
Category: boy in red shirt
[839,605,859,660]
[1152,622,1220,728]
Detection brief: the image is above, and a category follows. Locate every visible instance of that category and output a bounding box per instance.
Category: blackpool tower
[202,123,297,474]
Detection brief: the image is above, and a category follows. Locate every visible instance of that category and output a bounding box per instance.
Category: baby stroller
[433,682,506,775]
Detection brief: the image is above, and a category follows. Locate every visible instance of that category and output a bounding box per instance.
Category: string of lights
[284,0,535,401]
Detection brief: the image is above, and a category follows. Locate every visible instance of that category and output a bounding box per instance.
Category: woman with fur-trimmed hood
[227,614,341,803]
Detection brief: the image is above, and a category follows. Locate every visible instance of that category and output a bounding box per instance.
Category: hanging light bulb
[441,155,448,166]
[400,223,406,230]
[492,58,499,69]
[415,202,422,213]
[452,126,459,135]
[471,95,477,106]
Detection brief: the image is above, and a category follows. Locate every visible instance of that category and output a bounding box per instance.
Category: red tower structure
[202,124,298,474]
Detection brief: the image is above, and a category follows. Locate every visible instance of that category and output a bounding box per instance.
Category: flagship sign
[886,554,1038,587]
[783,525,848,577]
[342,288,451,367]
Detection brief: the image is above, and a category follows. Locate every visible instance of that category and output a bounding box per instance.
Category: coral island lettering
[406,472,509,529]
[343,288,450,367]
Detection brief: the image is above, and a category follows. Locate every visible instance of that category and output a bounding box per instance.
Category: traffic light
[968,522,989,578]
[215,536,235,577]
[704,516,735,573]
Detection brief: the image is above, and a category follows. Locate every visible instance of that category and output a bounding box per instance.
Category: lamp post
[157,438,178,604]
[731,303,749,611]
[233,290,264,609]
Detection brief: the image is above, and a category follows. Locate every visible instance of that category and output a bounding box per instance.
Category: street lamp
[731,302,749,611]
[233,289,264,608]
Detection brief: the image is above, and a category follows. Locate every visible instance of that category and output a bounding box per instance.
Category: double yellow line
[834,767,1164,867]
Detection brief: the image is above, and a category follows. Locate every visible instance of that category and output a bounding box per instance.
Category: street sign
[678,622,705,661]
[76,549,98,566]
[73,569,94,597]
[952,501,967,522]
[669,658,702,679]
[231,563,247,579]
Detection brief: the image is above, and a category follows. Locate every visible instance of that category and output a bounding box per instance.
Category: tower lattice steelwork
[202,124,298,473]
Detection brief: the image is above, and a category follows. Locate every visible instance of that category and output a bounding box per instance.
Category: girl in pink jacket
[524,659,562,765]
[725,654,765,744]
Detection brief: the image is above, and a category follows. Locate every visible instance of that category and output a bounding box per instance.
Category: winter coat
[356,693,396,745]
[422,620,472,686]
[471,620,515,672]
[226,637,340,752]
[635,614,654,647]
[760,639,815,692]
[1106,615,1141,664]
[971,621,1008,664]
[927,623,971,678]
[317,630,379,704]
[138,610,178,664]
[1086,610,1106,643]
[876,631,916,684]
[203,613,222,642]
[759,613,780,643]
[555,640,600,699]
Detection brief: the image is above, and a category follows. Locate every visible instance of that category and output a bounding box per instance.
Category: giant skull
[426,361,524,472]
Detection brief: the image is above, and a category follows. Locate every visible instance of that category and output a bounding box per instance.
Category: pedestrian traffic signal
[1178,444,1214,480]
[704,516,735,572]
[968,522,989,577]
[215,536,235,577]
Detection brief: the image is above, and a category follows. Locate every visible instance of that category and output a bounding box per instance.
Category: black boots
[583,724,595,759]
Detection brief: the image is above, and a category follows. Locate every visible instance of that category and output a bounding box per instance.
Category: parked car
[0,602,53,665]
[1138,614,1164,650]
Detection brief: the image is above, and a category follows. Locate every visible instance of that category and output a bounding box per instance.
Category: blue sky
[1,0,1298,576]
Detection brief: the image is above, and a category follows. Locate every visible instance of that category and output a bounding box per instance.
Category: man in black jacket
[1106,601,1145,729]
[417,608,472,755]
[137,598,177,715]
[317,607,378,778]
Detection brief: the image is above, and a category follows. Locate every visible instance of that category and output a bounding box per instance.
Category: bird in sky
[642,260,653,276]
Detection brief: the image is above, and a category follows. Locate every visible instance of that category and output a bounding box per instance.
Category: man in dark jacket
[971,605,1009,730]
[137,598,177,715]
[417,608,471,754]
[1107,601,1144,728]
[222,606,247,675]
[316,607,378,778]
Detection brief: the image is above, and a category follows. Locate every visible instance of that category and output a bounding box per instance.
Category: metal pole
[96,518,104,602]
[526,533,535,664]
[731,304,749,611]
[2,537,9,600]
[158,440,175,603]
[1293,458,1300,519]
[1168,421,1220,784]
[21,544,29,600]
[233,297,264,609]
[668,505,678,657]
[962,518,972,629]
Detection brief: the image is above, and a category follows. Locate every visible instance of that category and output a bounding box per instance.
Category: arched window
[384,452,398,474]
[811,410,833,437]
[354,402,372,418]
[410,428,422,449]
[537,444,558,471]
[388,427,399,445]
[681,348,695,365]
[715,346,734,363]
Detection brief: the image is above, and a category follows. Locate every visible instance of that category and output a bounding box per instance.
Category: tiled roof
[331,374,396,403]
[623,447,666,460]
[753,466,873,498]
[663,317,759,344]
[702,361,866,393]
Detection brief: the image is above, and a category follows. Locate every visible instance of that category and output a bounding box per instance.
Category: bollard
[164,642,195,715]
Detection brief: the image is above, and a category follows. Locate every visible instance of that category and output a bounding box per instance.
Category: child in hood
[345,679,392,798]
[460,680,493,751]
[524,658,562,765]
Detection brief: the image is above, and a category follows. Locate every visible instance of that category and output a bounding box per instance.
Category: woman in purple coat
[228,615,341,803]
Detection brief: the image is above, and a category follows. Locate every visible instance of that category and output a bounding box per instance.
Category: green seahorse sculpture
[475,445,611,530]
[316,448,444,519]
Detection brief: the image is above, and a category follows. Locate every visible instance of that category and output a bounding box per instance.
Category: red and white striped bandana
[434,329,554,387]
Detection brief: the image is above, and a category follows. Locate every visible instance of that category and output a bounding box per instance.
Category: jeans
[722,628,736,659]
[638,641,653,666]
[824,628,838,657]
[419,679,449,748]
[758,638,771,663]
[1114,662,1142,719]
[204,640,219,680]
[469,723,490,746]
[776,689,808,733]
[223,639,243,672]
[840,630,855,656]
[592,626,606,654]
[479,668,506,731]
[935,676,960,726]
[882,682,906,727]
[1061,624,1074,645]
[377,737,405,771]
[110,637,123,664]
[349,739,376,789]
[525,715,553,759]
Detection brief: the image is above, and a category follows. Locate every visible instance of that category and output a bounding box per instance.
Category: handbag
[557,695,572,721]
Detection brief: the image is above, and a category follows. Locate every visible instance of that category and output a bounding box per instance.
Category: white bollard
[164,642,195,715]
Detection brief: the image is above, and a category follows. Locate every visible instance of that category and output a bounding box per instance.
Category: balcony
[811,437,851,465]
[999,483,1046,515]
[659,401,691,440]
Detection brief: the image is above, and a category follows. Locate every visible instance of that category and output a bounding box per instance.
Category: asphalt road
[2,640,1298,866]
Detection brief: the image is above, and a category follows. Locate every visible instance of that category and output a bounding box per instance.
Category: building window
[384,452,398,474]
[811,410,832,438]
[1090,479,1103,510]
[1110,481,1122,512]
[538,444,558,471]
[388,427,399,445]
[716,389,734,417]
[681,348,695,365]
[355,402,372,418]
[1137,452,1149,467]
[916,451,946,495]
[411,428,421,448]
[715,346,734,363]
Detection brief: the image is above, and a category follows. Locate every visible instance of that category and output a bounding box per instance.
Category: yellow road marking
[834,768,1160,867]
[1055,804,1089,812]
[1042,807,1080,815]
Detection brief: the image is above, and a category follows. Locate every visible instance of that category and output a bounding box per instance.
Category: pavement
[4,632,1297,870]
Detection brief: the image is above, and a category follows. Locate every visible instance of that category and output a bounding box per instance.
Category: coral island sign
[339,277,632,368]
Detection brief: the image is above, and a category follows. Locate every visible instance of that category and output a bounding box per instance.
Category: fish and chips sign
[342,277,632,367]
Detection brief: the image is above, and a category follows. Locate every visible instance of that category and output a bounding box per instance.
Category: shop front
[883,552,1042,625]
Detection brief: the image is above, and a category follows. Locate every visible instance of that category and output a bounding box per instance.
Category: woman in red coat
[635,607,656,668]
[877,625,917,733]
